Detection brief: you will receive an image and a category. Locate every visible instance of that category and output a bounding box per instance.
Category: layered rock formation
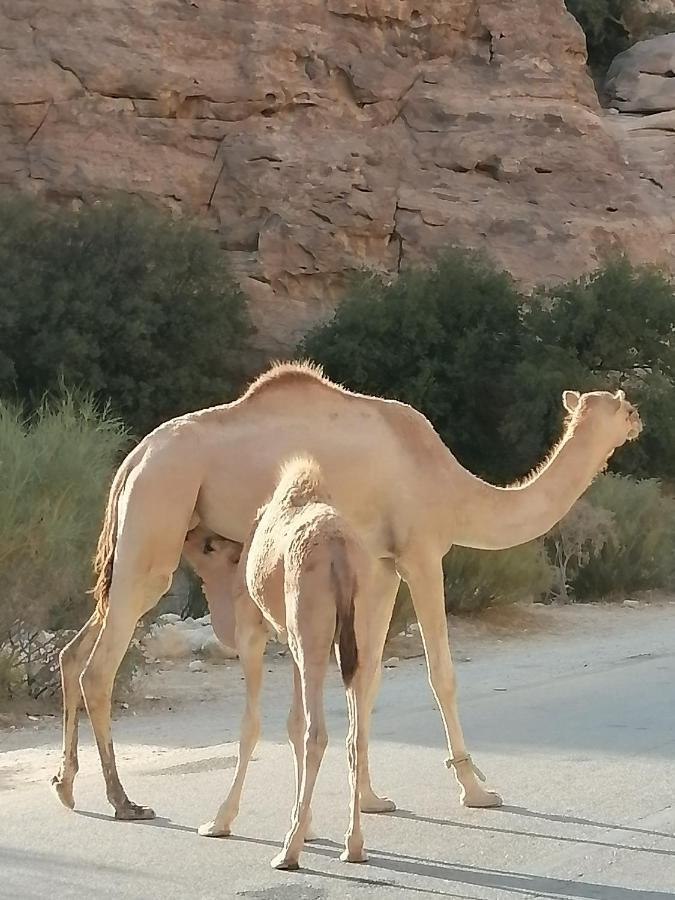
[605,32,675,228]
[607,32,675,112]
[3,0,675,353]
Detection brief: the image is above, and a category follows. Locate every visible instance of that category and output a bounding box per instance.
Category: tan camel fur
[197,457,371,870]
[51,363,642,820]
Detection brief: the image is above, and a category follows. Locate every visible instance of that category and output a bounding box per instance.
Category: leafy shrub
[388,542,554,634]
[303,251,675,485]
[0,393,129,701]
[568,474,675,600]
[443,543,554,614]
[302,251,529,483]
[0,192,252,437]
[511,257,675,481]
[545,499,615,602]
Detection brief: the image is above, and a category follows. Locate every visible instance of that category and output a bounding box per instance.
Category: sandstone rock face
[3,0,675,354]
[604,31,675,219]
[606,33,675,112]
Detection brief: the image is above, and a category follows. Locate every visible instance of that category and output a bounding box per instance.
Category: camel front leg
[400,552,502,808]
[199,608,267,837]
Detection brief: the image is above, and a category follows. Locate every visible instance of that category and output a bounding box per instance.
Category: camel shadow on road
[222,830,674,900]
[385,806,675,858]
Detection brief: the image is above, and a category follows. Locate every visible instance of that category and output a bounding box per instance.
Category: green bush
[512,257,675,481]
[0,393,129,700]
[568,474,675,600]
[302,251,529,483]
[545,498,615,602]
[0,192,252,436]
[388,542,553,633]
[303,251,675,485]
[443,543,554,614]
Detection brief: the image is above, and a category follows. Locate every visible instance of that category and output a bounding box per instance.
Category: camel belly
[197,450,395,557]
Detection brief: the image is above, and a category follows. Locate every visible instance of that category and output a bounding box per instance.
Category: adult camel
[51,362,642,820]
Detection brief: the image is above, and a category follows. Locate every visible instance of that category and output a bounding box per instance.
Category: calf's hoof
[51,776,75,810]
[340,848,368,863]
[270,851,300,871]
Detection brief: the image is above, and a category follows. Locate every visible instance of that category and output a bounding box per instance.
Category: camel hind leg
[80,567,173,820]
[271,652,329,871]
[286,663,318,842]
[271,565,334,871]
[80,442,201,818]
[51,614,102,809]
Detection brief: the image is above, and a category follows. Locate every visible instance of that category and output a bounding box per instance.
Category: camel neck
[442,420,609,551]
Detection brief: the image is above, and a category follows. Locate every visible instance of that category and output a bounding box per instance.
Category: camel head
[562,388,642,449]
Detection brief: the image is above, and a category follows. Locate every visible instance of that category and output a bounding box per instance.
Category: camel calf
[199,457,371,870]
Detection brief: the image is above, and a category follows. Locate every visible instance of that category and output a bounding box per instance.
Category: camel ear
[562,390,581,413]
[615,389,626,403]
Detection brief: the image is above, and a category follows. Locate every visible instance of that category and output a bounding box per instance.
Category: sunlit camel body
[195,457,371,870]
[51,362,641,820]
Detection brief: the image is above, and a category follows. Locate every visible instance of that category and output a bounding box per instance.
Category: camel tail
[331,536,359,688]
[92,459,133,621]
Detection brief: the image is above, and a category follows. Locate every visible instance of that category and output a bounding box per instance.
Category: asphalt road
[2,604,675,900]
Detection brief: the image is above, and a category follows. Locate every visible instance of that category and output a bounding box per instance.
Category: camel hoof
[114,803,156,821]
[51,777,75,810]
[462,789,503,809]
[360,795,396,814]
[340,848,368,864]
[198,821,231,838]
[270,852,300,870]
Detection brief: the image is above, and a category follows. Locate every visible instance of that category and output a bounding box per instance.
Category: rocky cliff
[3,0,675,353]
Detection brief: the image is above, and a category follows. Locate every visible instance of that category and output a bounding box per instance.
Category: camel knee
[287,709,304,743]
[306,723,328,759]
[60,645,85,687]
[138,569,173,615]
[426,654,457,697]
[79,665,111,708]
[242,709,261,747]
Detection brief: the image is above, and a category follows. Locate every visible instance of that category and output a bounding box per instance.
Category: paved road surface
[2,604,675,899]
